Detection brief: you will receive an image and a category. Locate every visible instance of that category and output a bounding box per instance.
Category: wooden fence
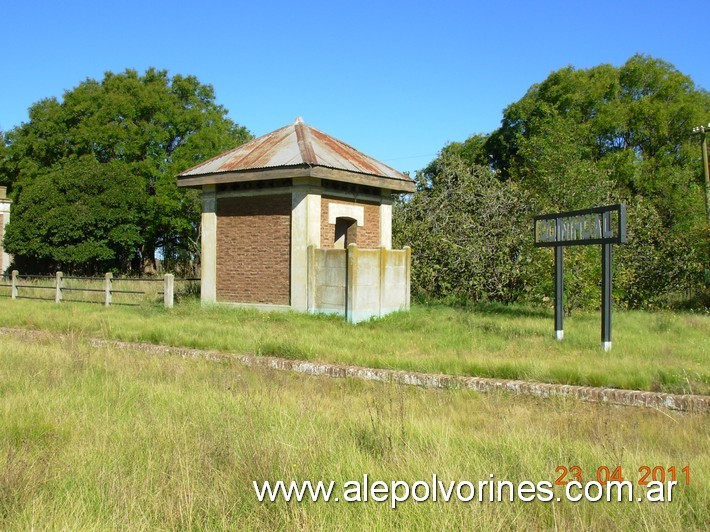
[0,270,199,308]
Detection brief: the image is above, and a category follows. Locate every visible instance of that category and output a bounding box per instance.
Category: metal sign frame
[534,204,627,247]
[534,204,627,351]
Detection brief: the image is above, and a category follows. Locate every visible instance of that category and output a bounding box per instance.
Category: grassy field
[0,332,707,529]
[0,298,707,394]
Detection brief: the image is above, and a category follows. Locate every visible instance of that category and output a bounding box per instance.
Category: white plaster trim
[291,192,321,312]
[200,186,217,303]
[1,199,12,273]
[328,203,364,226]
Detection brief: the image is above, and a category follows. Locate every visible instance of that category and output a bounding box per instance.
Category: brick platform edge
[94,339,710,413]
[1,327,707,413]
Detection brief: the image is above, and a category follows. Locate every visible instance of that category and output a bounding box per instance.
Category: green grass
[0,298,707,394]
[0,333,707,529]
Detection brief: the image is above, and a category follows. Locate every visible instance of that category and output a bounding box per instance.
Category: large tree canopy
[488,55,708,215]
[5,157,143,274]
[1,68,251,274]
[397,55,709,309]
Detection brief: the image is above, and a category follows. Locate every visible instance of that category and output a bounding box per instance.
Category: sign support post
[534,204,626,351]
[601,242,612,351]
[554,246,563,340]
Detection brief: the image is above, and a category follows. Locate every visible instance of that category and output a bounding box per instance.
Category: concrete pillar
[0,187,11,274]
[346,243,358,323]
[378,248,386,317]
[291,183,321,311]
[379,199,393,249]
[11,269,18,299]
[306,245,316,312]
[55,271,63,303]
[104,272,113,307]
[201,185,217,304]
[404,246,411,311]
[163,273,174,309]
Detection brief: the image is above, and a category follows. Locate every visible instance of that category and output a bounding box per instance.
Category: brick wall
[216,194,291,305]
[320,196,380,249]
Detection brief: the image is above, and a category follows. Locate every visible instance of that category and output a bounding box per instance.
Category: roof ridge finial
[294,116,304,124]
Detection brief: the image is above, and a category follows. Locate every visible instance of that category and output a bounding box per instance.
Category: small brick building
[177,118,415,320]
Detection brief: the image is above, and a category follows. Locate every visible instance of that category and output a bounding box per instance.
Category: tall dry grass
[0,333,707,529]
[0,298,707,394]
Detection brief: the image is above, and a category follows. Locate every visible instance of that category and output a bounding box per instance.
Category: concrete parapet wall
[307,244,411,322]
[308,247,347,315]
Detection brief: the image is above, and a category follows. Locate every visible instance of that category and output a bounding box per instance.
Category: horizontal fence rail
[0,271,199,308]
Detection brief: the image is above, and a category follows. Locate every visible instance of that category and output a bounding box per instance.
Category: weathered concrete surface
[307,245,411,323]
[379,201,392,249]
[291,184,321,312]
[1,326,706,413]
[309,247,346,315]
[0,186,11,274]
[200,185,217,303]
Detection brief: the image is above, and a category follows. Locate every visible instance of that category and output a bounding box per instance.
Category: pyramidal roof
[177,117,415,192]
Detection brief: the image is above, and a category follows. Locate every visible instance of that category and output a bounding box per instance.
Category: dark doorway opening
[335,217,358,248]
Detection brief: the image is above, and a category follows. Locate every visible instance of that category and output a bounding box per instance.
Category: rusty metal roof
[177,117,415,191]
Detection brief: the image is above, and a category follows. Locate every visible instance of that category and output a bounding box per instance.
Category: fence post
[104,272,112,307]
[163,274,174,309]
[11,270,18,299]
[55,271,63,303]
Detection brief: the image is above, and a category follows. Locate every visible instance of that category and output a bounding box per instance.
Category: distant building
[0,186,11,274]
[177,118,416,322]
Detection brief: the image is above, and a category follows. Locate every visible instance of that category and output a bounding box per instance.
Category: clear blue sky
[1,0,708,175]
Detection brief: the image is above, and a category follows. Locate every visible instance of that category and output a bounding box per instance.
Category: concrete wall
[381,245,410,314]
[307,244,411,323]
[291,180,322,312]
[0,187,11,274]
[200,185,217,303]
[307,247,346,315]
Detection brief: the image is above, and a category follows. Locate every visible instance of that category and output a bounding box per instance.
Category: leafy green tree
[4,157,144,274]
[402,55,709,309]
[394,153,531,303]
[485,55,709,308]
[0,131,7,187]
[0,132,4,155]
[488,56,708,207]
[419,133,492,184]
[2,68,251,274]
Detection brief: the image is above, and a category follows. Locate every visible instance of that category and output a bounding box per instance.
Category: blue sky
[1,0,708,175]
